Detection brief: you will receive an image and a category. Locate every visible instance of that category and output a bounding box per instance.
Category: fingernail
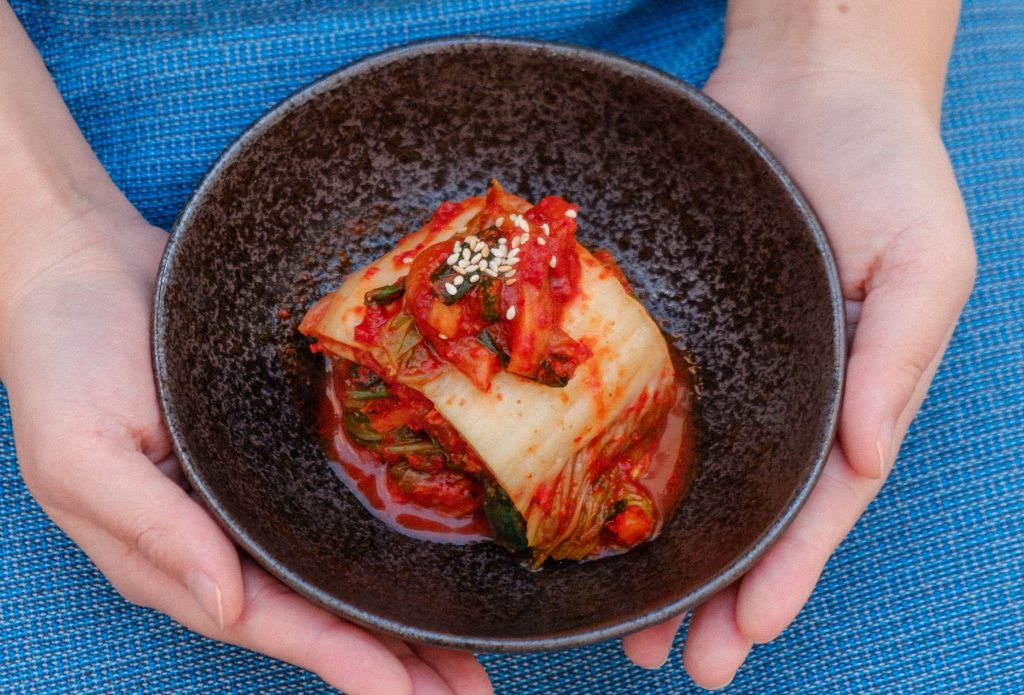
[187,570,224,630]
[877,420,895,478]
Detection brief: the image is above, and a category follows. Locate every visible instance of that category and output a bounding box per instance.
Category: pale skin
[0,1,974,693]
[623,0,975,687]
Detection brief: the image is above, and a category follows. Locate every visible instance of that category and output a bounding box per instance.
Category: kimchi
[300,182,696,565]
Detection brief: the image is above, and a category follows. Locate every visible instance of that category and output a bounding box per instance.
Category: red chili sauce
[317,360,492,543]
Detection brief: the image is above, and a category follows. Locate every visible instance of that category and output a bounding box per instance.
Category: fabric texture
[2,0,1023,692]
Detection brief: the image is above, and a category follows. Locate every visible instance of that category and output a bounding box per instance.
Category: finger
[229,561,415,695]
[409,643,493,695]
[735,447,873,643]
[393,658,453,695]
[45,446,244,629]
[71,527,415,695]
[621,613,685,669]
[682,584,751,690]
[376,637,452,695]
[736,345,943,644]
[374,636,457,695]
[380,644,456,695]
[840,235,974,479]
[59,512,201,613]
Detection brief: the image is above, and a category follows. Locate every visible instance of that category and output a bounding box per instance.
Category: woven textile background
[2,0,1022,693]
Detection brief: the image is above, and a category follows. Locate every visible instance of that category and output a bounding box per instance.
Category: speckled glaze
[154,38,844,651]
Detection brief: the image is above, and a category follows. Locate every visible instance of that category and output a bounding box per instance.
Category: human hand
[620,23,976,689]
[0,203,492,695]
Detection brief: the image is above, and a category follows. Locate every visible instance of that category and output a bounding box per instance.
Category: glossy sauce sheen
[317,346,699,547]
[318,361,492,543]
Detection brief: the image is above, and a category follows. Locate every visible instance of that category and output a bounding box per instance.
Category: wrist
[0,178,134,304]
[0,1,144,324]
[0,199,159,366]
[719,0,959,120]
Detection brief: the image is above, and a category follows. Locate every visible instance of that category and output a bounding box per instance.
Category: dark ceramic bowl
[154,38,843,651]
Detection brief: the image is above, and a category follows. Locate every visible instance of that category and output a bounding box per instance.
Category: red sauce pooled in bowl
[315,345,699,550]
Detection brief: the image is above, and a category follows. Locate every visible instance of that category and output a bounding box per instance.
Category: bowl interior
[155,39,842,650]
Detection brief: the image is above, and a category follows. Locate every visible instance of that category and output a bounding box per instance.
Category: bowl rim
[153,36,845,652]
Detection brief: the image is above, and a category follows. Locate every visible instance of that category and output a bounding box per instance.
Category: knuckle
[893,346,930,387]
[19,449,78,511]
[104,550,159,609]
[110,576,154,609]
[130,518,171,572]
[15,420,113,512]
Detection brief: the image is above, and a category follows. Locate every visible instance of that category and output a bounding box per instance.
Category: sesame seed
[537,237,547,246]
[462,248,471,261]
[520,233,530,244]
[492,246,506,258]
[495,216,504,227]
[438,333,448,340]
[506,256,521,265]
[402,256,414,264]
[470,252,482,264]
[505,278,517,286]
[453,265,467,275]
[470,274,480,283]
[541,223,550,236]
[512,237,520,249]
[454,275,464,286]
[515,216,529,231]
[565,209,577,218]
[466,235,479,246]
[506,305,517,320]
[550,255,558,268]
[481,246,490,258]
[446,253,459,265]
[483,268,499,278]
[507,247,520,258]
[504,268,517,277]
[478,260,488,270]
[498,264,512,273]
[445,282,458,295]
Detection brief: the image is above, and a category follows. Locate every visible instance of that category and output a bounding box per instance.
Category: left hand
[0,203,492,695]
[619,48,976,688]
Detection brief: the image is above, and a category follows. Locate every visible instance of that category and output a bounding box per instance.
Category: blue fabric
[2,0,1022,692]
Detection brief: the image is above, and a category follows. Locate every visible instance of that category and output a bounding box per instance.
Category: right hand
[0,202,493,695]
[621,19,975,687]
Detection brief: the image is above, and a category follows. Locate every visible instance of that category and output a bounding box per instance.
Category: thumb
[840,242,974,479]
[61,447,246,629]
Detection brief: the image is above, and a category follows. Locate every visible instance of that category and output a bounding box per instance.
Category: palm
[623,67,975,687]
[706,68,973,476]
